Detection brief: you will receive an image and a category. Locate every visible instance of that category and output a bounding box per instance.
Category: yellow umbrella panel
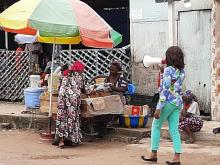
[37,35,81,45]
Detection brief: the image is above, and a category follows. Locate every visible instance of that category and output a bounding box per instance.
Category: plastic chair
[124,83,136,104]
[126,83,136,95]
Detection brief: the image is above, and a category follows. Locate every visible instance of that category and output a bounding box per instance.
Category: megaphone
[142,55,165,68]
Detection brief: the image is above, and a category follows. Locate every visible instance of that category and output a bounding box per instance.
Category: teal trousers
[151,102,182,153]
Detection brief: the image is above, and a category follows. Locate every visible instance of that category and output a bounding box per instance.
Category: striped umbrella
[0,0,122,47]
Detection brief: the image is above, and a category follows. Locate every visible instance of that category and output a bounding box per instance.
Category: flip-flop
[141,155,157,163]
[185,139,194,144]
[166,161,181,165]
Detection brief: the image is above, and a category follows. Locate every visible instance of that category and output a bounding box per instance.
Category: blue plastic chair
[124,83,135,104]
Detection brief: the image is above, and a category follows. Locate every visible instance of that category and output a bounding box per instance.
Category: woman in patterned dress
[179,90,203,144]
[52,61,85,147]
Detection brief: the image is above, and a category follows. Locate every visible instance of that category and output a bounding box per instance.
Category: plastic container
[119,115,148,128]
[127,83,136,94]
[30,75,40,87]
[24,87,45,108]
[124,83,136,104]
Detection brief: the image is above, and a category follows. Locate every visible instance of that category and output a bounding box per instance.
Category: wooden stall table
[39,92,124,138]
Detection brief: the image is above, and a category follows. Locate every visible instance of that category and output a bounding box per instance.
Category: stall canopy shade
[0,0,122,48]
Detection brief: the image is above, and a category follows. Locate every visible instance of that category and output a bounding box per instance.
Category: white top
[187,101,200,116]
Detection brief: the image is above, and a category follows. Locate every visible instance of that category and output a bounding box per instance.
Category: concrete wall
[130,0,168,95]
[211,0,220,121]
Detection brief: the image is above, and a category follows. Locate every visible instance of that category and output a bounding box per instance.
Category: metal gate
[0,46,130,101]
[0,50,30,101]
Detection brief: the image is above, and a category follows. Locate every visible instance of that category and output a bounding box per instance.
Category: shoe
[213,127,220,134]
[52,135,60,146]
[165,161,181,165]
[141,155,157,163]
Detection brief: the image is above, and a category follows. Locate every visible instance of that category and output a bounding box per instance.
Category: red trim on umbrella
[3,27,37,35]
[81,36,113,48]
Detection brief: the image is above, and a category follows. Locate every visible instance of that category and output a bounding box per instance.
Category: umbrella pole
[48,43,55,133]
[39,43,56,143]
[5,32,8,50]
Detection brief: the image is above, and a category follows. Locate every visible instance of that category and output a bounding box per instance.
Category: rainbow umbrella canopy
[0,0,122,47]
[0,0,123,133]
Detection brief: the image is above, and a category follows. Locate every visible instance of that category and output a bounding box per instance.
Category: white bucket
[30,75,40,88]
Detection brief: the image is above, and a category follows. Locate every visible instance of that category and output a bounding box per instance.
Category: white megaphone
[142,55,165,68]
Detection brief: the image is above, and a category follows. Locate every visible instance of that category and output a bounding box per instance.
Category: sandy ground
[0,130,220,165]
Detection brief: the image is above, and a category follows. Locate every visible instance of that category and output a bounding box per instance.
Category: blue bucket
[24,87,45,108]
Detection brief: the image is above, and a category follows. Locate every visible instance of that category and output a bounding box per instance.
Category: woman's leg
[183,126,194,143]
[150,103,175,156]
[167,106,181,162]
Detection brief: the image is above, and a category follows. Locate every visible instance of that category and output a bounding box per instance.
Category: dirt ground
[0,130,220,165]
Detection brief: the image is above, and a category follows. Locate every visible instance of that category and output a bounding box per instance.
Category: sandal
[141,155,157,163]
[165,161,181,165]
[185,139,194,144]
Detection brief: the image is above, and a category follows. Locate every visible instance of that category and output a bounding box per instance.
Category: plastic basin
[119,115,148,128]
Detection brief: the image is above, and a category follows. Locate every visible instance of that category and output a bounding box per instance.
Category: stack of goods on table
[39,90,124,118]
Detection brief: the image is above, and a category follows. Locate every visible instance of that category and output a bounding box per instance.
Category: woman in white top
[179,90,203,144]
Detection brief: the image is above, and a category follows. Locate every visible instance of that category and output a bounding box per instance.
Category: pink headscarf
[70,60,85,72]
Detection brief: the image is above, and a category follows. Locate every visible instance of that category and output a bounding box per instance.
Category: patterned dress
[56,72,84,143]
[179,101,203,132]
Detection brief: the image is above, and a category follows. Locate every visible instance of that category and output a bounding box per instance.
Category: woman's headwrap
[185,90,193,97]
[183,90,197,103]
[63,70,69,76]
[71,60,85,72]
